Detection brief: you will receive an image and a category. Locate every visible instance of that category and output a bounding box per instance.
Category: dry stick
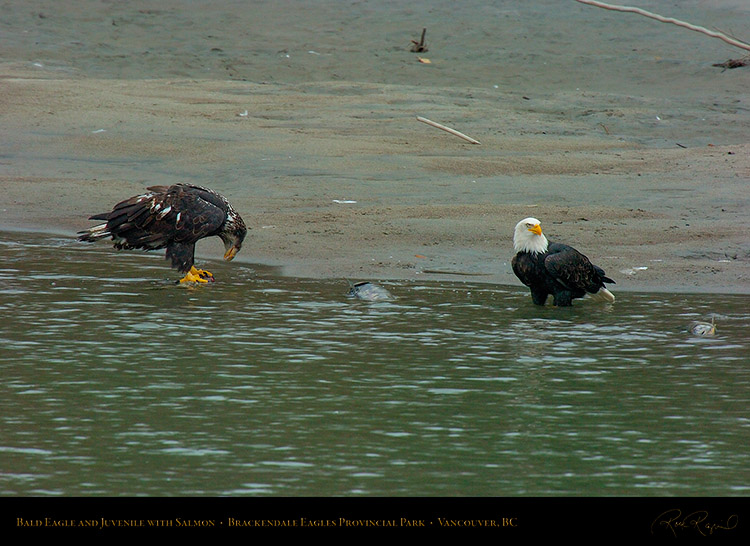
[575,0,750,52]
[411,28,427,51]
[416,116,481,145]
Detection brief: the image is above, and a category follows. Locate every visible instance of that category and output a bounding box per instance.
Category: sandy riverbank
[1,1,748,293]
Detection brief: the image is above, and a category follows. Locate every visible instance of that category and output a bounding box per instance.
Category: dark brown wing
[155,186,228,272]
[87,190,173,250]
[164,184,230,215]
[166,187,222,242]
[511,252,535,287]
[91,187,223,245]
[544,243,610,293]
[80,185,228,272]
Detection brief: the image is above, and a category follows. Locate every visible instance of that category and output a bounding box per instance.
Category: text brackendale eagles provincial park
[17,516,519,529]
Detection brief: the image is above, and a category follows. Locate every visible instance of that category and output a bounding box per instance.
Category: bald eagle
[78,183,247,283]
[512,217,615,306]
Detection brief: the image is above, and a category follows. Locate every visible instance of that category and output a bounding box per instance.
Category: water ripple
[1,231,749,496]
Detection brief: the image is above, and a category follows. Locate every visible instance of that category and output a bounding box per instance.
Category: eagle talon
[194,267,214,279]
[179,272,209,284]
[179,266,212,284]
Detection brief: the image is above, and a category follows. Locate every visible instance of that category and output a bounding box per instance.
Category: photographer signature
[651,509,738,537]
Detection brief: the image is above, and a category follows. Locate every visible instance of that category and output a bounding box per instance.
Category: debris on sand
[713,56,749,70]
[410,28,428,53]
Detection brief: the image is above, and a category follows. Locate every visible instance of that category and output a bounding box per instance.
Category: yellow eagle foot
[194,267,214,280]
[179,266,215,284]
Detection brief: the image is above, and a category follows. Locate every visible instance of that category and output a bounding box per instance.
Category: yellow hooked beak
[224,246,239,261]
[528,224,543,236]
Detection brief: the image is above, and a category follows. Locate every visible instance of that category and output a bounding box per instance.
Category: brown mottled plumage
[78,183,246,283]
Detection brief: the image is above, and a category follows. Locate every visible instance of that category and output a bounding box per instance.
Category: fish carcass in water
[346,281,394,301]
[689,318,716,337]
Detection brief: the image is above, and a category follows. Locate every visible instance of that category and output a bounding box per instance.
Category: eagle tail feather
[589,287,615,303]
[77,223,110,242]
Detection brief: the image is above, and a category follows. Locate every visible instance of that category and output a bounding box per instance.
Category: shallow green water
[1,231,748,496]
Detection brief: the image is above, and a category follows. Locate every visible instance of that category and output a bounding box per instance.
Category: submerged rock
[346,281,394,301]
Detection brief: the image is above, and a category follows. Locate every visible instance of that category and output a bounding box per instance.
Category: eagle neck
[516,234,549,255]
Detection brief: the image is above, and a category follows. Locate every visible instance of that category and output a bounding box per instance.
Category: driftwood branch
[575,0,750,52]
[410,28,428,52]
[416,116,481,144]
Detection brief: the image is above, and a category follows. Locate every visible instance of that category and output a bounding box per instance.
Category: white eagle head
[513,217,548,254]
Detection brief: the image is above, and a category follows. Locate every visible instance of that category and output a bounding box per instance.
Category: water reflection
[1,232,749,496]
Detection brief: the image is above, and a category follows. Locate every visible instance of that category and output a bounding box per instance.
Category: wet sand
[1,0,748,293]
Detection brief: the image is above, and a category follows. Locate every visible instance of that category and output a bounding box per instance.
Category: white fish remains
[346,281,394,301]
[689,318,716,337]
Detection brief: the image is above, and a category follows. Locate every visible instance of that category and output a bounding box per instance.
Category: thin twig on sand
[575,0,750,52]
[713,55,749,70]
[416,116,481,145]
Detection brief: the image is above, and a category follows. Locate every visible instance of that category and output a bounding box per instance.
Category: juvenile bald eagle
[78,183,247,283]
[512,217,615,306]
